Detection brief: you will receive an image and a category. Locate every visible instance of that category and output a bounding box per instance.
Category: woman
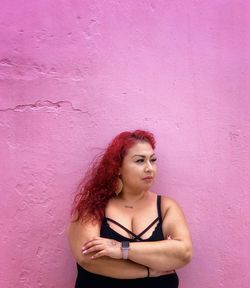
[68,130,192,288]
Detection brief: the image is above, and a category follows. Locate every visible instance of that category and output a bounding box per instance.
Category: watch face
[122,241,130,248]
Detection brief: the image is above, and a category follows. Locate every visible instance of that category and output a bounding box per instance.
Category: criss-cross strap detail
[105,217,140,240]
[105,195,162,241]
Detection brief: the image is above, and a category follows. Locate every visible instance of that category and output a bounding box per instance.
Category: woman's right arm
[67,219,148,279]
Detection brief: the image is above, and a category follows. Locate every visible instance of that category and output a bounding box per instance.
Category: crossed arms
[67,197,192,279]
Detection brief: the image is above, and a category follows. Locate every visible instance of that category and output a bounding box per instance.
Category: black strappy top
[103,195,164,242]
[75,195,179,288]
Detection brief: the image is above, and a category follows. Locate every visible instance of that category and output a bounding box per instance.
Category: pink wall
[1,1,250,287]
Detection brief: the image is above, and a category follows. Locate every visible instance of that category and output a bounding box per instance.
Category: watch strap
[121,241,130,259]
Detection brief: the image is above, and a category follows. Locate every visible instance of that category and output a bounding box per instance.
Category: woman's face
[120,141,157,192]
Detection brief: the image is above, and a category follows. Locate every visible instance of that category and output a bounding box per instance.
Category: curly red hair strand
[71,130,156,223]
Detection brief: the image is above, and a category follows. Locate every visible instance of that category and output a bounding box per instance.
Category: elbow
[182,243,193,265]
[77,253,95,270]
[78,255,89,267]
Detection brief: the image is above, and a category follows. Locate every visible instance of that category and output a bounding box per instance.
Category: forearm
[128,239,192,271]
[79,252,147,279]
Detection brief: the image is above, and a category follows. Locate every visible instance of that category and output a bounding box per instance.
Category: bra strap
[157,195,163,223]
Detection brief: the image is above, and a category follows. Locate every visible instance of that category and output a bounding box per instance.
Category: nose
[145,160,153,172]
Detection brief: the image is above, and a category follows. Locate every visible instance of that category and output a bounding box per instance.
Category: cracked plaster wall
[0,1,250,287]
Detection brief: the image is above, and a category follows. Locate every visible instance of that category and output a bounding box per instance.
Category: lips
[142,176,153,180]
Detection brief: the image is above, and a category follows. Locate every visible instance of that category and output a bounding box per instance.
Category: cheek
[121,165,141,180]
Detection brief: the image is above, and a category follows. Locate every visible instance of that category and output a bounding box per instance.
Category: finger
[82,242,103,252]
[82,244,103,254]
[82,239,102,250]
[91,250,106,259]
[83,237,101,246]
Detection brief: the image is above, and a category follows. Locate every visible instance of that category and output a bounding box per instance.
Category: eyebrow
[132,154,156,158]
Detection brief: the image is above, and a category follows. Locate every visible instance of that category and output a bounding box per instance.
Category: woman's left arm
[83,197,192,271]
[127,197,193,271]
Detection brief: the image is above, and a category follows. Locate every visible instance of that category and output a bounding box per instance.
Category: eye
[135,159,144,163]
[150,158,157,163]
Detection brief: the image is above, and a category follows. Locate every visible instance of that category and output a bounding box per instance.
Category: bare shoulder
[159,194,191,241]
[161,195,178,206]
[160,195,183,217]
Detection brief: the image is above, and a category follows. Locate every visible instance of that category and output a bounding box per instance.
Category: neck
[119,189,148,208]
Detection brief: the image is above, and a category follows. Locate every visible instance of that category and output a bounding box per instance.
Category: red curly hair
[72,130,156,223]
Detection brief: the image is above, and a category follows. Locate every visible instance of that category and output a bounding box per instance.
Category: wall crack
[0,100,89,114]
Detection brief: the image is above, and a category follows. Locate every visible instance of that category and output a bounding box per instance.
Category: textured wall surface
[0,1,250,287]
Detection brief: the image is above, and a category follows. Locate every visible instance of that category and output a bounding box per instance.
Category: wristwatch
[121,241,130,259]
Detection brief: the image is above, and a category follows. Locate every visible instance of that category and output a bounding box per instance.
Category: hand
[149,268,175,277]
[81,237,122,259]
